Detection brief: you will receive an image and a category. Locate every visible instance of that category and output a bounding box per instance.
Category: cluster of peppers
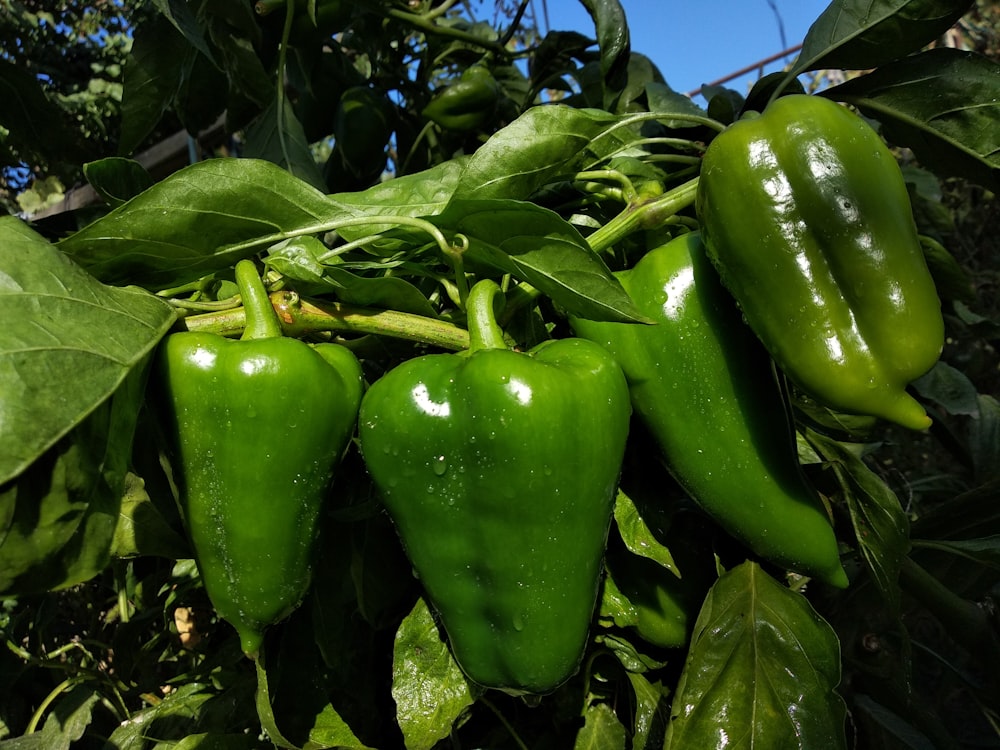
[154,94,943,695]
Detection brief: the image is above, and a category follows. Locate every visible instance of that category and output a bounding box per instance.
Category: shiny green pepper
[421,65,500,132]
[572,233,848,588]
[696,94,944,431]
[324,86,394,190]
[155,260,363,657]
[358,280,631,694]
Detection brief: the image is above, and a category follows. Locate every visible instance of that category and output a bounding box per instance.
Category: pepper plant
[2,0,1000,748]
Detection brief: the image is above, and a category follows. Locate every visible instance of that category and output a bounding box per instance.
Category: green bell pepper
[696,93,944,431]
[358,280,631,694]
[572,233,848,588]
[155,260,363,657]
[421,65,501,133]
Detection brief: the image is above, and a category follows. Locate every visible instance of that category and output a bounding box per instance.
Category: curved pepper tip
[823,563,850,590]
[879,392,933,432]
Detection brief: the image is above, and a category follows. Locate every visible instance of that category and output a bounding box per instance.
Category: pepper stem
[235,259,284,340]
[466,280,508,352]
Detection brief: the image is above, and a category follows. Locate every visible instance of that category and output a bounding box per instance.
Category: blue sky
[540,0,831,101]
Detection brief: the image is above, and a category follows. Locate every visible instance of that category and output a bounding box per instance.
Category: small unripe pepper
[358,280,631,694]
[572,233,848,588]
[155,260,363,657]
[421,65,501,132]
[696,94,944,430]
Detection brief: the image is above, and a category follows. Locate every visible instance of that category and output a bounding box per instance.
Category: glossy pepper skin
[697,94,944,431]
[572,233,848,588]
[358,280,631,694]
[156,261,363,657]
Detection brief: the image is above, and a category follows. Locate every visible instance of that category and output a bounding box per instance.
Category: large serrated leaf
[430,198,648,323]
[0,217,175,485]
[792,0,973,74]
[825,48,1000,190]
[58,159,346,290]
[665,562,846,750]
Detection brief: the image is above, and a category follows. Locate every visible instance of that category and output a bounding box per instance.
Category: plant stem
[385,7,509,57]
[466,280,508,352]
[586,176,700,255]
[236,260,284,340]
[182,292,472,351]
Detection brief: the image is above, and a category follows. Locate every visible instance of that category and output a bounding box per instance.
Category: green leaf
[0,217,175,485]
[254,656,299,749]
[306,703,377,750]
[911,360,980,417]
[0,686,99,750]
[576,0,631,111]
[806,430,910,615]
[911,535,1000,571]
[645,81,709,127]
[84,157,155,208]
[791,0,973,74]
[454,106,636,200]
[0,361,147,595]
[265,237,440,318]
[0,58,99,165]
[824,48,1000,190]
[431,199,648,323]
[245,98,327,191]
[573,702,627,750]
[969,394,1000,482]
[152,0,218,65]
[119,14,194,156]
[391,598,474,750]
[665,562,847,750]
[331,158,471,237]
[58,159,345,290]
[626,672,670,750]
[110,472,190,560]
[103,683,214,749]
[613,489,678,574]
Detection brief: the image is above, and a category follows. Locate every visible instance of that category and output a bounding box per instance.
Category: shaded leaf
[806,430,910,616]
[792,0,973,74]
[244,98,327,191]
[391,598,474,750]
[911,535,1000,571]
[825,48,1000,190]
[119,14,194,156]
[84,157,155,208]
[111,472,190,559]
[911,360,980,417]
[0,57,99,165]
[153,0,217,64]
[665,562,846,750]
[0,217,175,484]
[0,360,147,595]
[626,673,670,750]
[0,687,99,750]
